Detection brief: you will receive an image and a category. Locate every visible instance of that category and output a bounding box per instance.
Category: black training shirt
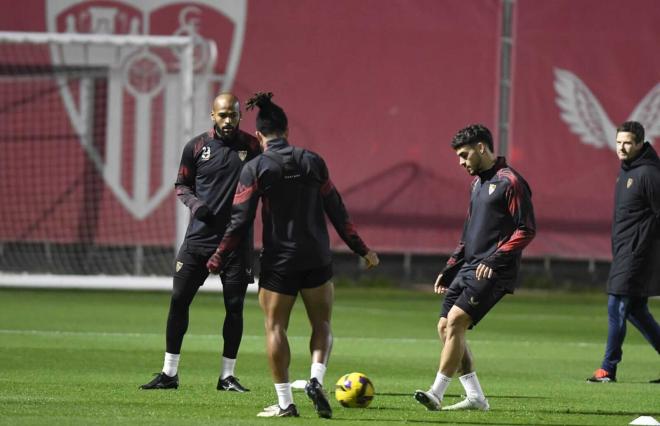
[175,128,261,249]
[441,157,536,291]
[215,138,369,272]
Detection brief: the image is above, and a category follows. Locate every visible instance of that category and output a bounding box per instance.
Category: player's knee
[170,290,190,310]
[437,318,448,340]
[446,312,470,334]
[224,294,245,315]
[263,315,286,333]
[171,278,198,305]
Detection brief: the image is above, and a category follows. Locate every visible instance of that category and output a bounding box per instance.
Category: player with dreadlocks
[207,92,380,418]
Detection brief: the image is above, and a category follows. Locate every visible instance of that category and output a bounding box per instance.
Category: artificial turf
[0,287,658,425]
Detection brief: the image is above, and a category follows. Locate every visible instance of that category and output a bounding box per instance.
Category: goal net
[0,31,195,289]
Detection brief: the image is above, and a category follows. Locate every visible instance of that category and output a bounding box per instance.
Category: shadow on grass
[377,392,549,399]
[331,417,588,426]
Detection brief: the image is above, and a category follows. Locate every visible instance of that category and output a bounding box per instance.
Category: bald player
[141,93,261,392]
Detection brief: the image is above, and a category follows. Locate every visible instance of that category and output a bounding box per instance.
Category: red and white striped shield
[46,0,247,219]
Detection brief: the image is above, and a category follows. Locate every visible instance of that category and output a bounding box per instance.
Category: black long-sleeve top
[215,138,369,272]
[441,157,536,291]
[175,128,261,250]
[608,143,660,297]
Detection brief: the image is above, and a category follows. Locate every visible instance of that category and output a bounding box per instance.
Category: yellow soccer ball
[334,372,375,408]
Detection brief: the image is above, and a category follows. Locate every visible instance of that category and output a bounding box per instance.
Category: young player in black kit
[206,92,379,418]
[414,124,535,411]
[141,93,261,392]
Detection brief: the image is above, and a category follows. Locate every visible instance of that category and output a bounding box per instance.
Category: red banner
[509,0,660,259]
[0,0,501,254]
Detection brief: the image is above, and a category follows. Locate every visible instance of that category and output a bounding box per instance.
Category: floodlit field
[1,287,658,425]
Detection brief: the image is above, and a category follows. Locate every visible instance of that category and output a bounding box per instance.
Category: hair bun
[246,92,274,111]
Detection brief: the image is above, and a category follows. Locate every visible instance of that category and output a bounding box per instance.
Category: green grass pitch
[1,286,658,425]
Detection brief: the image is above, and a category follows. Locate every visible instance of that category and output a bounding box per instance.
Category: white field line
[0,328,606,347]
[0,273,258,293]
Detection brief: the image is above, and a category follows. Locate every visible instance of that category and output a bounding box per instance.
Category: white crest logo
[201,146,211,161]
[238,150,247,161]
[554,67,660,150]
[488,183,496,195]
[46,0,247,219]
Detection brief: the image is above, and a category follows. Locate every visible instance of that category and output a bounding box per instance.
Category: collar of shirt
[622,142,658,171]
[478,156,507,182]
[265,137,289,151]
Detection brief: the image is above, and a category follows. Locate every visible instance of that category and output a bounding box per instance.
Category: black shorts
[259,264,333,296]
[440,272,508,327]
[174,244,252,287]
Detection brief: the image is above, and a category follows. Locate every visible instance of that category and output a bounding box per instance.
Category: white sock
[274,382,293,409]
[221,357,236,380]
[430,372,452,400]
[162,352,180,377]
[459,372,485,400]
[310,362,327,385]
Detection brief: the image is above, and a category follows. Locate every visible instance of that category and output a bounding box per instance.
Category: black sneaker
[650,377,660,384]
[305,378,332,419]
[256,404,299,417]
[217,375,250,392]
[140,372,179,389]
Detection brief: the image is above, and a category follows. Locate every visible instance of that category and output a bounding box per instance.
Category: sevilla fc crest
[46,0,247,219]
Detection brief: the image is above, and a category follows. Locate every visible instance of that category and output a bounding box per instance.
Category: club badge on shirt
[489,184,497,195]
[626,178,633,189]
[176,261,183,272]
[238,150,248,161]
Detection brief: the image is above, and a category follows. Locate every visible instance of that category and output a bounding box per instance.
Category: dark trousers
[601,294,660,375]
[166,245,249,359]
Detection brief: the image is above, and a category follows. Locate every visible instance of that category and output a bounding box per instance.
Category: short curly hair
[451,124,493,152]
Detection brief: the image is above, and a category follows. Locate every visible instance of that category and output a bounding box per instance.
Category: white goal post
[0,31,226,291]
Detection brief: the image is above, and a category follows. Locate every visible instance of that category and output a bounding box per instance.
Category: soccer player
[414,124,535,411]
[140,93,261,391]
[206,92,379,418]
[587,121,660,384]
